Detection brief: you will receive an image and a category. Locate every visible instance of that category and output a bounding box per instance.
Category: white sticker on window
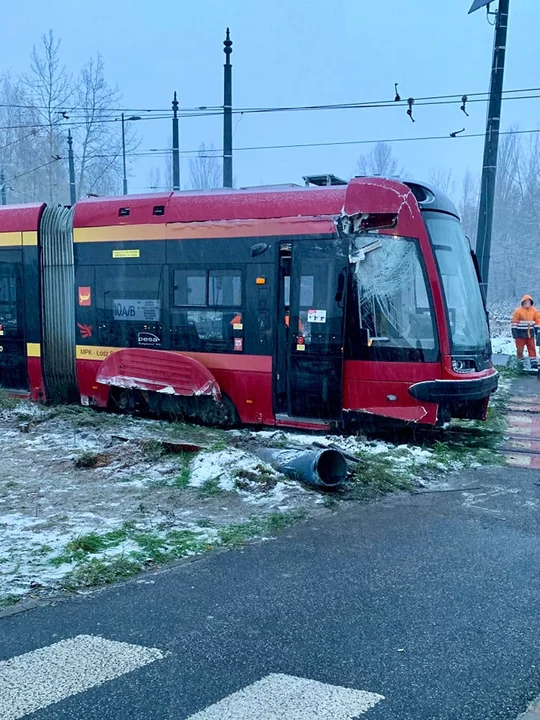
[113,299,160,322]
[307,309,327,323]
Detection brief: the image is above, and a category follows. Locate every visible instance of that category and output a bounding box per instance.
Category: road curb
[518,696,540,718]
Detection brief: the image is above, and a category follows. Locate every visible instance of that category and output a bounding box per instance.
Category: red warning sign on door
[78,287,92,306]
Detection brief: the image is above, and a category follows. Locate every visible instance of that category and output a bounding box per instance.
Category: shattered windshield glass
[351,234,437,353]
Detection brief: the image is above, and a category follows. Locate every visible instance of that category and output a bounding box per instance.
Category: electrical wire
[1,85,535,115]
[0,86,539,128]
[4,127,540,185]
[27,126,540,164]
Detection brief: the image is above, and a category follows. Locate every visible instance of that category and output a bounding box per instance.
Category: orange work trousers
[515,336,537,359]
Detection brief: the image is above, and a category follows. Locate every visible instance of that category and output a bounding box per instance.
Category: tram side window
[0,268,18,331]
[173,270,206,306]
[353,236,437,362]
[95,266,163,348]
[171,269,243,353]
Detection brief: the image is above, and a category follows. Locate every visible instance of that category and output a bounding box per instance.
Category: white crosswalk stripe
[0,634,167,720]
[186,673,384,719]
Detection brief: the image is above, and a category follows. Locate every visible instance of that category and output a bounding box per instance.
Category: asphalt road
[2,462,540,719]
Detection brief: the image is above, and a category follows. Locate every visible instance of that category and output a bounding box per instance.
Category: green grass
[46,405,108,427]
[349,450,416,497]
[196,517,215,528]
[50,525,133,565]
[198,477,223,496]
[0,388,18,409]
[139,439,167,460]
[74,451,101,469]
[62,556,142,590]
[217,511,306,546]
[233,465,278,492]
[56,511,306,591]
[151,453,192,489]
[209,440,229,452]
[0,594,22,609]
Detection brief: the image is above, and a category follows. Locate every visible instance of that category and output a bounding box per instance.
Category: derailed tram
[0,175,498,430]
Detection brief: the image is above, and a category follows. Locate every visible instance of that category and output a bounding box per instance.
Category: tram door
[274,238,347,420]
[0,255,27,390]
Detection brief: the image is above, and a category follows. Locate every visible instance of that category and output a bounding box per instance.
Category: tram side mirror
[251,242,270,257]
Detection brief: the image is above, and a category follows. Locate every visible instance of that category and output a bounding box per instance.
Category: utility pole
[121,112,128,195]
[118,114,141,196]
[0,170,6,206]
[471,0,510,297]
[172,91,180,191]
[67,130,76,205]
[223,28,233,188]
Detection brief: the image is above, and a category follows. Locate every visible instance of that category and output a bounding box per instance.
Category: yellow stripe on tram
[0,232,22,247]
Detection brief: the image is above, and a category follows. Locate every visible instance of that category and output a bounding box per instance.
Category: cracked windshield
[1,1,539,719]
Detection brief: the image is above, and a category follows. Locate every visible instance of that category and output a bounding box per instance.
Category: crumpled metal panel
[96,348,222,400]
[344,177,417,219]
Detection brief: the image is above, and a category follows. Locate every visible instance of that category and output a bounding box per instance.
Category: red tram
[0,176,498,430]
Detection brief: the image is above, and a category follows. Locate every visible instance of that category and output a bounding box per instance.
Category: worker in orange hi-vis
[511,294,539,370]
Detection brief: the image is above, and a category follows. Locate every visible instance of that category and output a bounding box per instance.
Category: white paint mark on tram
[0,634,167,720]
[186,672,384,719]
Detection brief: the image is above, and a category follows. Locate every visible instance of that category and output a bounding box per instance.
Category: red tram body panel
[0,177,498,429]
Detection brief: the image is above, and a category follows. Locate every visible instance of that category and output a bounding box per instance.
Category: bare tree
[356,142,403,177]
[72,54,131,198]
[147,166,164,191]
[189,142,221,189]
[22,31,72,203]
[428,167,455,199]
[0,75,44,202]
[459,170,479,244]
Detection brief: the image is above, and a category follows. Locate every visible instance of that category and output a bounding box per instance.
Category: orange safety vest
[511,295,540,339]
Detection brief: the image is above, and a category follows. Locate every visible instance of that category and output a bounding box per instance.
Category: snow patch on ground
[189,449,279,492]
[0,402,487,603]
[491,336,515,355]
[0,408,315,601]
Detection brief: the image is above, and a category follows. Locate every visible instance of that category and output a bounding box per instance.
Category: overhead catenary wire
[5,126,536,177]
[5,157,62,183]
[3,121,540,187]
[0,85,536,115]
[0,87,539,131]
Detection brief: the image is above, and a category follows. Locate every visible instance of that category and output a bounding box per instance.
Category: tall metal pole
[223,28,233,188]
[0,170,6,206]
[121,112,128,195]
[67,129,76,205]
[172,92,180,191]
[475,0,510,297]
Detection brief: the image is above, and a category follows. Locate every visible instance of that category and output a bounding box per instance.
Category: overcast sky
[3,0,540,201]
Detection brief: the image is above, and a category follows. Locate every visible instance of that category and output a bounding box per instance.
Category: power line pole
[472,0,510,297]
[67,130,76,205]
[0,170,6,206]
[172,91,180,191]
[121,112,128,195]
[223,28,233,188]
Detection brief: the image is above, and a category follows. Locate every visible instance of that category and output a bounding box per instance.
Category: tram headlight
[451,358,476,374]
